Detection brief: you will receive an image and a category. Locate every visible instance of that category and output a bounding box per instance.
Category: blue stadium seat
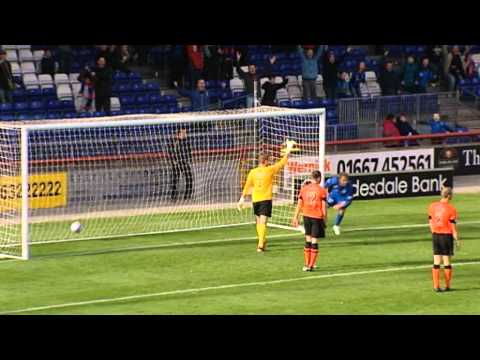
[41,87,56,98]
[148,94,162,104]
[14,102,30,112]
[26,88,42,99]
[61,100,75,111]
[0,103,13,113]
[12,89,27,102]
[93,111,107,117]
[129,72,142,81]
[135,95,148,105]
[292,99,305,108]
[1,114,16,121]
[47,100,63,111]
[278,99,291,107]
[30,101,45,112]
[132,83,146,93]
[120,95,135,106]
[145,82,160,92]
[17,113,33,121]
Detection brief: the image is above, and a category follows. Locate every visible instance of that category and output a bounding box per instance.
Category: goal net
[0,106,325,259]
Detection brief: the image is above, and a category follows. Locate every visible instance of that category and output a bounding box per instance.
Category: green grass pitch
[1,193,479,315]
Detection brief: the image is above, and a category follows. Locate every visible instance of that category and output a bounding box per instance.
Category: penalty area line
[2,260,480,314]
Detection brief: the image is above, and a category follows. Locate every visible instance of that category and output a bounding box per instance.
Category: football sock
[304,242,312,266]
[432,265,441,289]
[444,265,452,288]
[256,223,267,249]
[308,243,319,268]
[335,213,344,226]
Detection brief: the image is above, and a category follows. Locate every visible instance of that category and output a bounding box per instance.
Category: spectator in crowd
[261,75,288,106]
[383,113,401,147]
[297,45,323,100]
[445,46,465,92]
[322,47,351,100]
[79,72,95,112]
[186,45,205,89]
[429,113,454,145]
[235,51,261,108]
[0,49,14,104]
[40,49,56,77]
[96,45,110,62]
[57,45,73,74]
[350,61,367,97]
[169,45,187,88]
[379,61,400,96]
[401,55,418,93]
[463,53,477,79]
[114,45,132,73]
[396,113,419,146]
[429,113,453,134]
[336,71,352,98]
[416,57,435,93]
[426,45,443,84]
[92,57,113,113]
[174,78,210,112]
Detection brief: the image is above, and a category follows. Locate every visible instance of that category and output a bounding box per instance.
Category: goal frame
[8,108,325,260]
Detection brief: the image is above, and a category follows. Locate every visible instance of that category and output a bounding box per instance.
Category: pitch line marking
[1,219,480,263]
[2,260,480,314]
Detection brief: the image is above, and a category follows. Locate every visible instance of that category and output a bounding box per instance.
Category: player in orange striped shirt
[292,170,327,272]
[428,187,461,292]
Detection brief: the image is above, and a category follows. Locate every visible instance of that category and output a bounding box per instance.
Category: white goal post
[0,106,325,259]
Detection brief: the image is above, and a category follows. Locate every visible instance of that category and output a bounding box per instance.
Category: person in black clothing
[169,128,194,201]
[40,49,56,77]
[378,61,401,96]
[92,57,113,113]
[0,49,14,103]
[396,113,420,146]
[322,47,351,100]
[261,75,288,106]
[235,51,261,107]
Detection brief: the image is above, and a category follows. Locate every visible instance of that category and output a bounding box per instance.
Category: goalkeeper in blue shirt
[325,172,354,235]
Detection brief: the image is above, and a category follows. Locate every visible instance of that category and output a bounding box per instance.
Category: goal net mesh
[0,106,324,258]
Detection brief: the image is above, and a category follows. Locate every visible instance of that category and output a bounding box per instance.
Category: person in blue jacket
[429,113,453,134]
[325,173,354,235]
[297,45,324,100]
[174,78,210,111]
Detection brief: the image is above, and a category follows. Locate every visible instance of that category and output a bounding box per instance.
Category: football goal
[0,106,325,259]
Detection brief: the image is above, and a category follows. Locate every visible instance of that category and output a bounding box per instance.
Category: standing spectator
[96,45,110,62]
[401,55,418,93]
[174,78,210,112]
[378,61,401,96]
[235,51,261,108]
[40,49,56,77]
[57,45,73,74]
[322,47,351,100]
[336,71,352,98]
[112,45,131,73]
[445,46,465,92]
[186,45,205,89]
[350,61,367,97]
[383,113,401,147]
[261,75,288,106]
[427,45,443,85]
[416,57,435,93]
[79,72,95,112]
[169,45,187,88]
[92,57,113,113]
[463,53,477,79]
[0,49,14,104]
[169,128,194,202]
[297,45,323,100]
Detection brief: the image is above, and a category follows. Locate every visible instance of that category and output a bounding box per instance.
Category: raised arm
[270,154,289,173]
[297,45,306,61]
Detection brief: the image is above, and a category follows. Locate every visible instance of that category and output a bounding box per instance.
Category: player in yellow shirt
[238,140,297,252]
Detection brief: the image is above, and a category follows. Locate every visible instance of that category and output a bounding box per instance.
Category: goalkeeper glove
[283,139,298,155]
[237,196,245,211]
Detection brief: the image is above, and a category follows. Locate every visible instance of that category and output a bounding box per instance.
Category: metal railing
[337,92,460,139]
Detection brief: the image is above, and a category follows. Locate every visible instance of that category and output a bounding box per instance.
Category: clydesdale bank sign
[346,169,454,200]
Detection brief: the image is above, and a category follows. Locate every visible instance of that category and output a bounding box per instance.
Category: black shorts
[253,200,272,217]
[303,216,325,238]
[432,233,454,256]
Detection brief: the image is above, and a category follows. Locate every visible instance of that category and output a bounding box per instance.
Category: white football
[70,221,83,233]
